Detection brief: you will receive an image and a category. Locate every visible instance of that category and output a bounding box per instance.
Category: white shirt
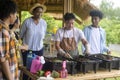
[20,17,47,51]
[89,27,100,54]
[55,27,85,46]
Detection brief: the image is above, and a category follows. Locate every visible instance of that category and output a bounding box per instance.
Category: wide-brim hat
[29,3,46,14]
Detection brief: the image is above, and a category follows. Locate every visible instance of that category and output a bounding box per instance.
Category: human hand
[19,44,28,50]
[57,49,66,57]
[84,43,90,55]
[107,51,111,55]
[84,49,90,56]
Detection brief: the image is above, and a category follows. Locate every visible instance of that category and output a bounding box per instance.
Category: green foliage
[100,19,120,44]
[74,22,83,29]
[100,0,114,19]
[42,14,56,33]
[99,0,120,44]
[81,18,91,29]
[21,11,31,23]
[100,0,120,20]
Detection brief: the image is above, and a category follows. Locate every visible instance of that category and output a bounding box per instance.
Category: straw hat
[29,3,46,14]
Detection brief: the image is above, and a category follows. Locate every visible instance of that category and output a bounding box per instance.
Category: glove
[107,50,111,55]
[65,53,73,59]
[58,48,66,54]
[57,48,66,57]
[84,44,90,55]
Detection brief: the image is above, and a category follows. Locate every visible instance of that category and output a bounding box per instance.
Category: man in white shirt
[55,13,90,58]
[83,10,111,55]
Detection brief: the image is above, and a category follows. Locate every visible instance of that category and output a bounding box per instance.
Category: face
[91,16,100,27]
[33,7,43,18]
[10,12,17,24]
[65,19,75,29]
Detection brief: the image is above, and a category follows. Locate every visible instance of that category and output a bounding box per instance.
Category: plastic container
[42,57,78,75]
[30,56,43,74]
[26,51,37,70]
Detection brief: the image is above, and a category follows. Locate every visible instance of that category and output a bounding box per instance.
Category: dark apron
[60,28,79,57]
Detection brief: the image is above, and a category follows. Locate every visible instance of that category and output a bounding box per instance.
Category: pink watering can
[30,56,43,74]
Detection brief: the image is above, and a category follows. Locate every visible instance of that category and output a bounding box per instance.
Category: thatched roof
[74,0,97,20]
[13,0,97,22]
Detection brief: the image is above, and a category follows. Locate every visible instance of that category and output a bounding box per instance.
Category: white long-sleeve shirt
[20,17,47,51]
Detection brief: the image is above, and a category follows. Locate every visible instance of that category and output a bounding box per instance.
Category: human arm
[81,38,90,55]
[55,41,72,58]
[77,28,90,55]
[55,29,66,54]
[19,20,28,51]
[19,44,28,50]
[19,20,27,39]
[102,29,111,54]
[0,58,13,80]
[10,19,28,51]
[44,21,47,37]
[0,30,13,80]
[12,22,28,51]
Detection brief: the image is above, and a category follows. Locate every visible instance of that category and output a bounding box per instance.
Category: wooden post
[63,0,74,27]
[63,0,73,14]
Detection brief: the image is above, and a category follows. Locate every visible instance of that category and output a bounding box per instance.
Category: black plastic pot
[86,54,120,71]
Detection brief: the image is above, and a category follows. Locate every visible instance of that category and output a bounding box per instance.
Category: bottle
[26,51,36,70]
[60,60,68,78]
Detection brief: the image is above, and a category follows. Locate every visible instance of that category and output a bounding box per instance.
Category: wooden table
[19,66,120,80]
[19,66,39,80]
[55,70,120,80]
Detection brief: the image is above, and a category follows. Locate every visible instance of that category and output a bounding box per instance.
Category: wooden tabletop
[19,66,120,80]
[55,69,120,80]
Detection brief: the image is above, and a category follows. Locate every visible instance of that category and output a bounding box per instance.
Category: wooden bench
[19,66,38,80]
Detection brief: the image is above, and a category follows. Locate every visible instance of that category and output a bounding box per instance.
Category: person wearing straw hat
[20,3,47,79]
